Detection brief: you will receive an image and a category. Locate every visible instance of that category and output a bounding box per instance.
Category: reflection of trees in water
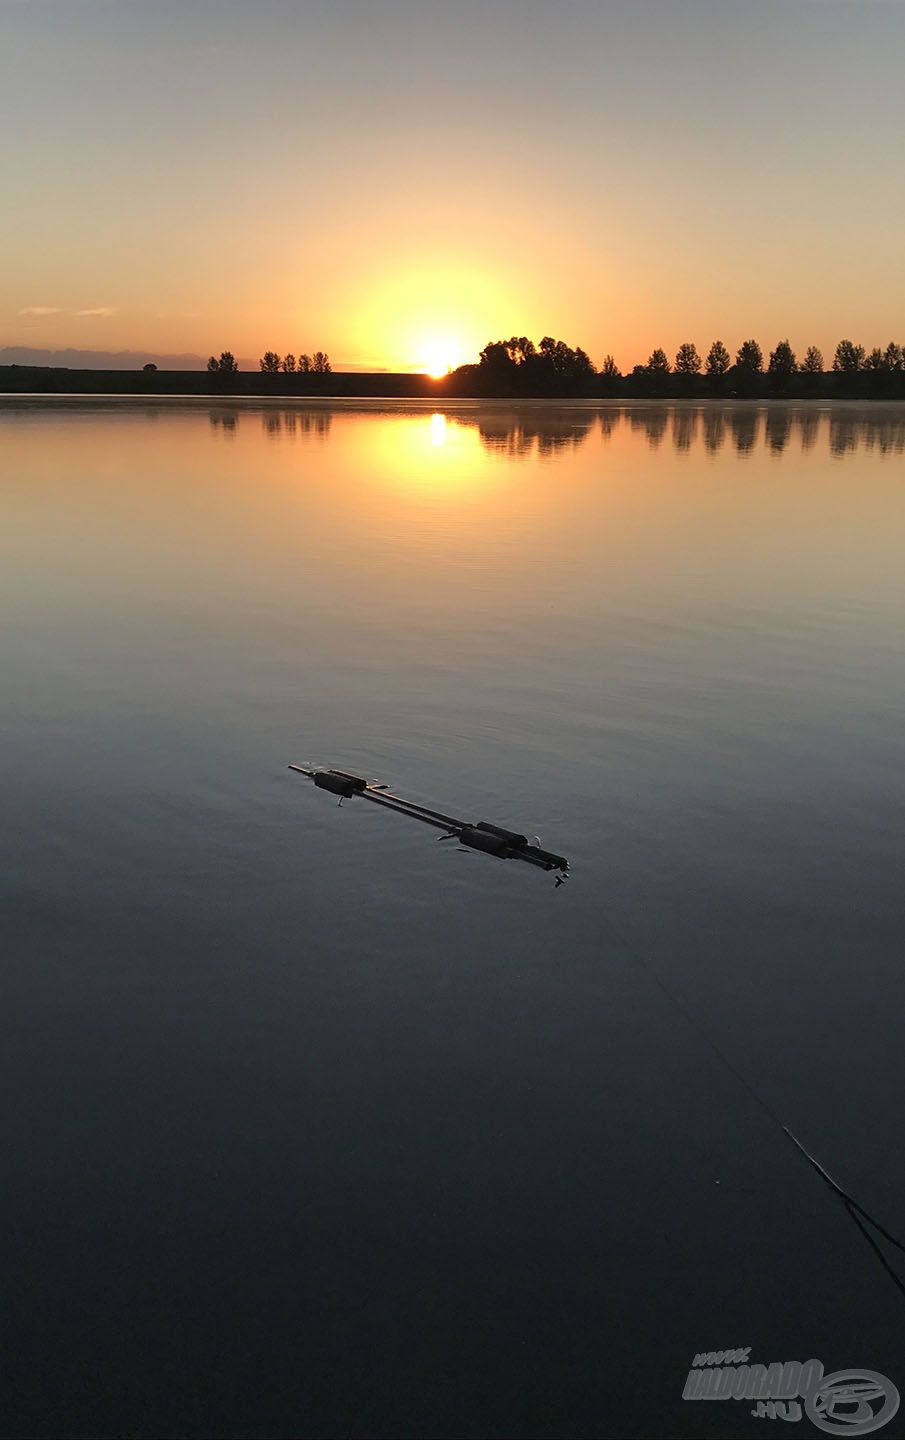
[702,409,725,452]
[829,410,905,456]
[626,408,669,449]
[672,408,698,452]
[472,403,905,459]
[764,408,792,454]
[477,410,596,457]
[728,408,760,455]
[260,409,333,440]
[202,402,905,460]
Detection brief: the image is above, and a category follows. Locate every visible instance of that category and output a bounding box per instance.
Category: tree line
[448,335,905,398]
[627,337,905,385]
[205,350,332,375]
[448,336,595,397]
[259,351,331,374]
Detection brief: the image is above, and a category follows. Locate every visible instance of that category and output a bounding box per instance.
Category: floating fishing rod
[288,765,569,884]
[289,764,905,1299]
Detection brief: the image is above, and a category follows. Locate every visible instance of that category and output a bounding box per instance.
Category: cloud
[75,307,117,317]
[18,305,62,316]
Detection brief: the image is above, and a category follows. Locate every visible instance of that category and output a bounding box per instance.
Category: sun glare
[422,338,464,378]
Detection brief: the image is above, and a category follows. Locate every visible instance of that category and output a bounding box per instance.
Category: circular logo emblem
[805,1370,900,1436]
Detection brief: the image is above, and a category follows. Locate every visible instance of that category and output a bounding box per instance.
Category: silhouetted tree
[538,336,594,382]
[142,362,157,373]
[833,339,865,373]
[282,353,296,373]
[768,339,797,377]
[865,347,885,371]
[801,346,823,374]
[207,352,237,379]
[675,342,701,375]
[598,353,621,396]
[767,339,797,394]
[735,339,764,373]
[473,334,595,395]
[312,351,332,373]
[477,342,513,388]
[260,351,281,373]
[506,336,537,365]
[884,342,904,372]
[642,347,670,395]
[298,354,312,373]
[706,340,731,379]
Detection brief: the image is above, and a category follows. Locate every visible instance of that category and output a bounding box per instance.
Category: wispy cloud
[18,305,62,316]
[75,307,117,318]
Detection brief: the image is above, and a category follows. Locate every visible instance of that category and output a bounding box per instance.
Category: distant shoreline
[3,365,905,403]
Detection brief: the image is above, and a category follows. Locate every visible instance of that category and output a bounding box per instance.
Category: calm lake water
[4,399,905,1439]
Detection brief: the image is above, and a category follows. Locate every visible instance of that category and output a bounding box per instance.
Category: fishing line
[596,906,905,1305]
[290,762,905,1300]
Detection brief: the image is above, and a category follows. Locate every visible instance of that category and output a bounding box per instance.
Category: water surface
[3,399,905,1438]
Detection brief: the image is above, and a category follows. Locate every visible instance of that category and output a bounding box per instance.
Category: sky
[2,0,904,372]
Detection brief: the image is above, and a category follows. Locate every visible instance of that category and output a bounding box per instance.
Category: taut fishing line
[595,906,905,1305]
[289,762,905,1301]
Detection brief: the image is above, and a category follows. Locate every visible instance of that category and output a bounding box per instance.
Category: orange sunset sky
[2,0,904,371]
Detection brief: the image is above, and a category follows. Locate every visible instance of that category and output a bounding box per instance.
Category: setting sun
[421,338,466,378]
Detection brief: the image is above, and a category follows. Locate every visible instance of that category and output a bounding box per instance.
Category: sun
[421,338,466,378]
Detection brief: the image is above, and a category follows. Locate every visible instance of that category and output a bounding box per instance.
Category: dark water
[3,398,905,1439]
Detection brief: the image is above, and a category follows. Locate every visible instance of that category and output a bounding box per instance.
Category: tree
[833,339,865,373]
[705,340,731,378]
[505,336,537,365]
[768,339,797,378]
[865,347,885,371]
[476,335,595,394]
[801,346,823,374]
[282,353,296,373]
[642,347,670,394]
[207,352,237,376]
[298,354,312,373]
[538,336,594,381]
[311,351,332,373]
[675,342,702,375]
[735,339,764,373]
[599,355,620,379]
[142,362,157,373]
[260,351,281,373]
[883,342,904,372]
